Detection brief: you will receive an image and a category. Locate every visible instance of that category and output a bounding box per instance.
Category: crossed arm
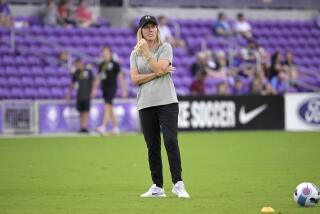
[130,59,174,85]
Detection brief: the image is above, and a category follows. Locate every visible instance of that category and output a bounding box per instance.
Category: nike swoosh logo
[239,104,268,125]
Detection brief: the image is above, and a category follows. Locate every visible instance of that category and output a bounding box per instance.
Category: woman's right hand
[162,65,176,75]
[155,65,176,77]
[134,39,148,54]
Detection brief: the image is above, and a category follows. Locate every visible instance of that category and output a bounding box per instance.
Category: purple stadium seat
[0,45,11,55]
[176,87,189,96]
[60,76,71,87]
[27,56,42,66]
[10,88,24,99]
[18,66,31,76]
[43,66,56,76]
[24,87,38,99]
[34,77,47,86]
[51,87,64,98]
[205,77,225,87]
[41,46,54,55]
[21,77,34,87]
[48,77,61,86]
[57,66,69,75]
[3,56,15,66]
[37,87,51,99]
[205,85,217,95]
[0,77,7,87]
[0,88,10,99]
[180,57,194,69]
[181,76,193,87]
[96,16,110,27]
[96,27,111,36]
[63,27,79,36]
[173,47,188,58]
[0,27,10,35]
[30,66,42,76]
[8,77,20,87]
[29,25,43,35]
[5,66,18,76]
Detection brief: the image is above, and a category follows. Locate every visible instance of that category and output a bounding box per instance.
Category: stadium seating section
[0,16,320,99]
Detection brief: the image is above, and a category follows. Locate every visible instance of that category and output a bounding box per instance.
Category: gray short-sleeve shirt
[130,43,178,110]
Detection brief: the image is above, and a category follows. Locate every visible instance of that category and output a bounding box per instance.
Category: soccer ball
[293,182,320,207]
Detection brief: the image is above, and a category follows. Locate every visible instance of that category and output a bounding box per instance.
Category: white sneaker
[172,181,190,198]
[96,126,106,135]
[112,127,120,135]
[140,184,166,198]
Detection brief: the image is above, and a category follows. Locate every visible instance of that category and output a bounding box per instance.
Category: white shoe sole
[95,128,105,136]
[172,189,190,198]
[140,193,166,198]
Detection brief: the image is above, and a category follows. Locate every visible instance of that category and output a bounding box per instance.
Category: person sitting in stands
[283,50,298,85]
[269,51,283,80]
[214,12,232,37]
[42,0,58,26]
[216,81,230,96]
[231,76,246,95]
[191,50,217,78]
[234,13,252,39]
[271,70,287,94]
[0,0,12,27]
[190,71,206,96]
[75,0,95,27]
[57,0,76,27]
[158,15,185,47]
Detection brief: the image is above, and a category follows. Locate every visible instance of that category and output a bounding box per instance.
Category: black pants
[139,103,182,188]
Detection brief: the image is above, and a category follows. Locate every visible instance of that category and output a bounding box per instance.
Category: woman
[75,0,94,27]
[43,0,57,26]
[92,47,127,135]
[283,50,298,84]
[130,15,190,198]
[269,52,283,80]
[57,0,76,27]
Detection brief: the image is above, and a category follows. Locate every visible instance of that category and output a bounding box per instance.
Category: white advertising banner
[285,93,320,131]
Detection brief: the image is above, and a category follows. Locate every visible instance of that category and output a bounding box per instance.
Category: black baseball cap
[139,15,158,28]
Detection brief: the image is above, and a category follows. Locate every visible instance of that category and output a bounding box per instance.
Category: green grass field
[0,131,319,214]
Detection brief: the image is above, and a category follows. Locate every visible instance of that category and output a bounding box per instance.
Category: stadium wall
[0,99,139,135]
[285,93,320,131]
[177,95,285,131]
[1,94,319,135]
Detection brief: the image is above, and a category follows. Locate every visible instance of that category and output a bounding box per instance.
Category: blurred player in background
[130,15,190,198]
[92,47,127,135]
[66,58,94,133]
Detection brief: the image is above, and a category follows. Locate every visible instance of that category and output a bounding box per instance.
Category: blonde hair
[135,26,163,55]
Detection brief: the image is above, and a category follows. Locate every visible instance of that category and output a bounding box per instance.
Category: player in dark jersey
[91,47,127,135]
[66,58,94,133]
